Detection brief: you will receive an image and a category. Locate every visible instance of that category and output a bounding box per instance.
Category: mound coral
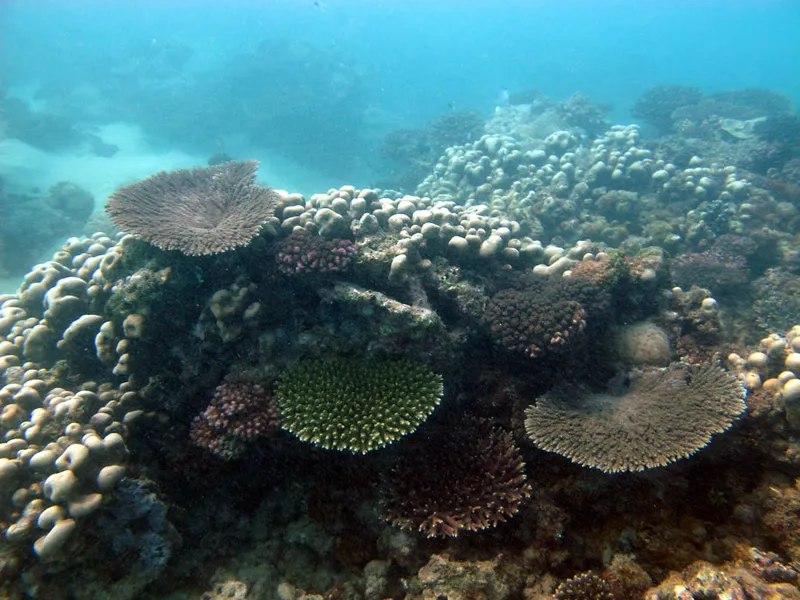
[524,362,746,473]
[276,229,358,275]
[485,288,586,358]
[190,379,281,459]
[105,160,277,255]
[613,322,671,367]
[381,419,530,538]
[276,358,443,453]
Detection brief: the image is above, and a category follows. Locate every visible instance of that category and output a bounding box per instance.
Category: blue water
[3,0,798,144]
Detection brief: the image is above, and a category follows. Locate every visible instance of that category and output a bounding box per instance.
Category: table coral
[105,160,277,256]
[275,358,443,453]
[524,362,746,472]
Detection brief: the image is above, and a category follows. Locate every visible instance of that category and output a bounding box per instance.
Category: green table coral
[276,358,443,453]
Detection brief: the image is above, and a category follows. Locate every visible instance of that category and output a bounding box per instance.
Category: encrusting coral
[275,358,443,453]
[105,160,278,256]
[524,362,746,472]
[380,418,531,538]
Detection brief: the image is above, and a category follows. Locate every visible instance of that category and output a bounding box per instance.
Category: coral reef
[0,180,94,279]
[753,268,800,334]
[632,85,703,134]
[2,89,800,599]
[105,160,278,255]
[275,358,443,453]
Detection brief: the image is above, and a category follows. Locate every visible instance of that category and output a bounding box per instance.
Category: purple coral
[190,379,280,459]
[381,419,531,538]
[276,230,357,275]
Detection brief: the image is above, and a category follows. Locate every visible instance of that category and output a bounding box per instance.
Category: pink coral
[190,379,280,459]
[276,230,357,275]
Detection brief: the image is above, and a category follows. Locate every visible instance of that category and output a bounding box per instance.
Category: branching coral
[380,419,531,538]
[524,362,746,473]
[485,288,586,359]
[275,358,443,453]
[105,160,277,255]
[190,378,280,459]
[276,229,357,275]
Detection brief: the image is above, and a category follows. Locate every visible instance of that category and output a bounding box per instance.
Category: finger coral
[524,362,746,473]
[105,160,277,255]
[275,358,443,453]
[381,419,530,538]
[190,378,281,459]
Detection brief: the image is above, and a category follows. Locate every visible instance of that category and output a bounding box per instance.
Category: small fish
[496,87,510,108]
[313,1,327,10]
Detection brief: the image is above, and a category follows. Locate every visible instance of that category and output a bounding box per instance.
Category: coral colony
[2,86,800,600]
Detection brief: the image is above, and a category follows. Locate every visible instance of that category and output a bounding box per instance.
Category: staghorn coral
[105,160,277,255]
[485,288,587,359]
[190,378,281,460]
[275,358,443,453]
[553,571,615,600]
[276,229,358,276]
[524,362,746,473]
[381,419,531,538]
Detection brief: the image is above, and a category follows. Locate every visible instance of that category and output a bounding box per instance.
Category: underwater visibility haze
[1,0,800,598]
